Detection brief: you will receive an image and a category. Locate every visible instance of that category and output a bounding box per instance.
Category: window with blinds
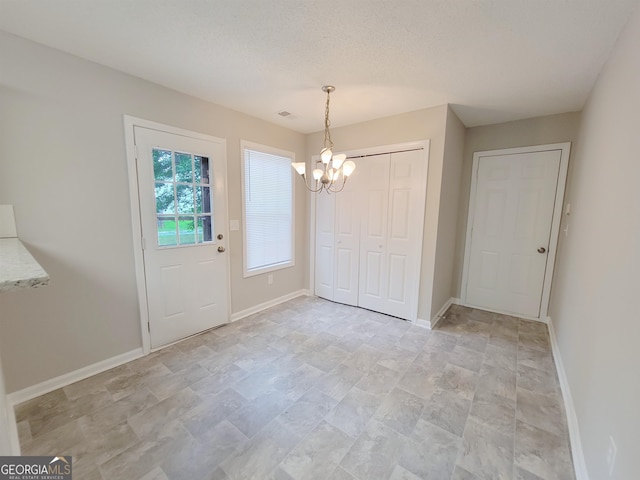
[241,141,295,277]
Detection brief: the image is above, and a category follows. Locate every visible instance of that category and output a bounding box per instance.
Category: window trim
[240,140,296,278]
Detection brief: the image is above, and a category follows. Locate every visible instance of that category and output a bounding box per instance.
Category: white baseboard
[6,399,19,455]
[7,348,144,408]
[417,297,460,329]
[548,316,589,480]
[230,289,311,323]
[415,317,431,329]
[5,347,144,455]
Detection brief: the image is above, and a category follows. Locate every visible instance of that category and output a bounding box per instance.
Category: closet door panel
[358,154,391,313]
[334,184,360,305]
[383,150,427,320]
[315,191,335,300]
[388,253,408,303]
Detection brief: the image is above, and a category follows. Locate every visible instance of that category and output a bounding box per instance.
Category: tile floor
[15,296,576,480]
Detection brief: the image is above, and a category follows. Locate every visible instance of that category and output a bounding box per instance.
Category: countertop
[0,238,49,292]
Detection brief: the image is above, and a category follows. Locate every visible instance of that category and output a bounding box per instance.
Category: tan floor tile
[15,298,575,480]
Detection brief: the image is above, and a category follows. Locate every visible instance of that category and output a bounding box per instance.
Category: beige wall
[549,6,640,479]
[0,32,307,392]
[431,107,465,319]
[0,351,10,454]
[305,105,453,321]
[454,112,582,297]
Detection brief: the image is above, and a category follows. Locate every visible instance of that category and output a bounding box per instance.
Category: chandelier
[292,86,356,193]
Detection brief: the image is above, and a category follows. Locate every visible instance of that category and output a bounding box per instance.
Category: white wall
[305,105,452,321]
[548,6,640,479]
[0,32,307,393]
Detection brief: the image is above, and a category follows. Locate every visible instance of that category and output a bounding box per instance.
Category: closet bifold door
[314,147,427,322]
[315,191,336,301]
[358,150,424,320]
[358,154,392,313]
[332,170,362,306]
[381,149,425,320]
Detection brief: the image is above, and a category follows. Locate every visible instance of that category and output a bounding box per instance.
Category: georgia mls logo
[49,457,71,471]
[0,455,72,480]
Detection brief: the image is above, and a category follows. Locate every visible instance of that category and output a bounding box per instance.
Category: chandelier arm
[326,176,349,194]
[299,177,325,193]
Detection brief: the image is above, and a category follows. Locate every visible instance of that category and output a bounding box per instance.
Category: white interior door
[383,150,427,319]
[333,170,362,306]
[464,149,562,317]
[358,154,392,313]
[358,151,426,320]
[315,191,335,301]
[135,126,229,348]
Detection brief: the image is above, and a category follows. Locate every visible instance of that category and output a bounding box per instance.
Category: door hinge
[141,237,147,250]
[134,144,139,159]
[147,322,150,333]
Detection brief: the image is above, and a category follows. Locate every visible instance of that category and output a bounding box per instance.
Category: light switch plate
[230,219,240,231]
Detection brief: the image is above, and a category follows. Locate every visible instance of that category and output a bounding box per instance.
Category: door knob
[537,247,546,254]
[217,234,224,240]
[218,246,225,253]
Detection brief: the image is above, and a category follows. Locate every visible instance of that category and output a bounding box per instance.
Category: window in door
[241,141,294,277]
[153,149,213,247]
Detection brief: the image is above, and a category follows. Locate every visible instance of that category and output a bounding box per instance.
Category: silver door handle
[537,247,546,254]
[218,246,225,253]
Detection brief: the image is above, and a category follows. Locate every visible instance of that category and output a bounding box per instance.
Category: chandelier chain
[291,85,355,194]
[323,89,333,150]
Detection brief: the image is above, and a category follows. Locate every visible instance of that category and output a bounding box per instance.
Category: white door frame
[461,142,571,321]
[123,115,231,354]
[308,140,430,318]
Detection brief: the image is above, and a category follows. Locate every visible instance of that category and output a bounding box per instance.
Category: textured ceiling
[0,0,638,132]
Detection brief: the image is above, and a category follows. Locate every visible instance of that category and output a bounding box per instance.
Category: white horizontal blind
[243,146,293,275]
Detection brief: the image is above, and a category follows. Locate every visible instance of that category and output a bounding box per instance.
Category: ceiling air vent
[277,111,295,118]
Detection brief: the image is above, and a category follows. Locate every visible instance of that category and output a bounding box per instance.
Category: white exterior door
[464,148,563,318]
[135,127,229,348]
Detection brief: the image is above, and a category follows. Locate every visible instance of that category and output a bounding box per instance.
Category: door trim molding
[461,142,571,319]
[123,115,230,354]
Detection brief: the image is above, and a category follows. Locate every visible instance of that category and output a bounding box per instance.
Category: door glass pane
[154,149,214,247]
[195,156,210,184]
[176,185,194,214]
[155,183,175,214]
[153,149,173,181]
[178,216,196,245]
[196,186,211,214]
[197,215,213,243]
[157,217,177,246]
[175,152,193,183]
